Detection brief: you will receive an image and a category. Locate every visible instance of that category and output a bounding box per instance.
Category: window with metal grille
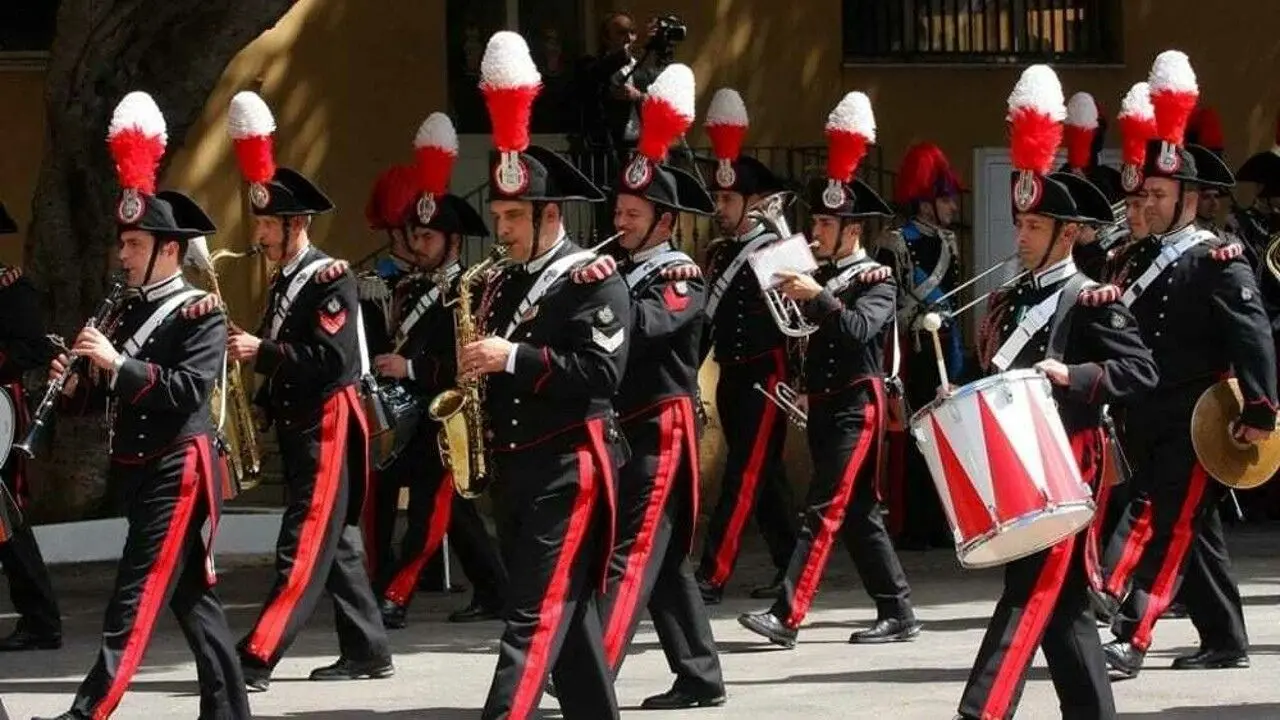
[843,0,1122,65]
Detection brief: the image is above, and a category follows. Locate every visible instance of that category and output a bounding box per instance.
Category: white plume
[414,112,458,153]
[1148,50,1198,95]
[646,63,697,119]
[1066,92,1099,129]
[1006,64,1066,121]
[1118,82,1154,120]
[705,88,749,127]
[480,31,541,88]
[227,91,276,139]
[108,91,167,143]
[826,91,876,142]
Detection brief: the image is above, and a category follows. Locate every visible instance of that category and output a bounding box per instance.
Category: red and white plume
[414,112,458,197]
[1117,82,1157,168]
[108,91,167,197]
[637,63,696,162]
[1147,50,1199,147]
[1064,92,1099,172]
[479,31,541,153]
[227,91,277,186]
[705,88,748,162]
[1006,64,1066,175]
[825,91,875,183]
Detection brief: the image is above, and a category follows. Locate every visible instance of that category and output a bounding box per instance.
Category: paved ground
[3,526,1280,719]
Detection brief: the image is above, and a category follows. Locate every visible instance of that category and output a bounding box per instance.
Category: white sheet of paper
[748,234,819,289]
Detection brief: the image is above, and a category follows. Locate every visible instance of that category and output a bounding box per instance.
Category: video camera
[646,14,687,56]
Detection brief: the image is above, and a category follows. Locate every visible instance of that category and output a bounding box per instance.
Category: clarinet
[14,277,128,460]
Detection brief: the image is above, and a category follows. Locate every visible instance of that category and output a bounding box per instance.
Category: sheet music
[747,234,818,289]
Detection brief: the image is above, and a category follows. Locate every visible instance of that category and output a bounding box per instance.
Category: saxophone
[429,244,510,498]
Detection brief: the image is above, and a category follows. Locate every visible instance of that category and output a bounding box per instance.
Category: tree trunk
[21,0,294,521]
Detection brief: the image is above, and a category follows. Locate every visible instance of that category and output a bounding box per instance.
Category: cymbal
[1191,379,1280,490]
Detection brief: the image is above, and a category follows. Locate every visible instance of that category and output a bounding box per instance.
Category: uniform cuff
[1240,401,1277,432]
[1066,362,1104,403]
[256,339,284,376]
[806,290,842,320]
[114,358,157,403]
[505,343,523,375]
[406,359,416,381]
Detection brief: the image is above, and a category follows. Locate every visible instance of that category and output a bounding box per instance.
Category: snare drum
[910,369,1094,569]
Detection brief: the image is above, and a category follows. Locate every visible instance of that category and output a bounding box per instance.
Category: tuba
[1264,231,1280,283]
[745,191,820,338]
[184,238,263,491]
[428,244,510,499]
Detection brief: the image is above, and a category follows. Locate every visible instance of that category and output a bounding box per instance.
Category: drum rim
[955,499,1095,569]
[908,368,1050,431]
[0,386,14,470]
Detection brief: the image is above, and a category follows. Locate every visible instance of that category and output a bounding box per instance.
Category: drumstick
[921,312,950,390]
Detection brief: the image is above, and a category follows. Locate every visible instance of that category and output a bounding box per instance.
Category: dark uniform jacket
[253,245,361,431]
[67,273,226,463]
[979,258,1158,434]
[702,222,784,364]
[0,268,53,387]
[359,265,459,403]
[615,241,705,419]
[1111,225,1278,430]
[482,238,632,455]
[798,252,896,399]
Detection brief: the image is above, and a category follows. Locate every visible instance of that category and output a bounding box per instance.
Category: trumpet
[14,277,128,459]
[753,381,807,429]
[746,191,819,338]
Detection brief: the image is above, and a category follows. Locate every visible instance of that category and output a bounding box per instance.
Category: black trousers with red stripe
[1103,398,1248,653]
[958,532,1115,720]
[238,415,389,672]
[896,341,951,544]
[483,441,618,720]
[71,438,249,720]
[769,392,913,628]
[601,403,723,696]
[371,429,506,609]
[0,470,60,637]
[697,353,796,589]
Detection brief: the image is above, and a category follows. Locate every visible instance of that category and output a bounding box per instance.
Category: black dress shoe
[1171,647,1249,670]
[697,578,722,606]
[0,626,62,652]
[849,617,922,644]
[309,656,396,681]
[1162,601,1188,619]
[748,571,786,600]
[242,664,271,693]
[1102,640,1144,679]
[448,600,501,623]
[641,686,727,710]
[380,599,407,630]
[737,610,797,648]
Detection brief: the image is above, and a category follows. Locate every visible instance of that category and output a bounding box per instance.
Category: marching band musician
[34,92,249,720]
[956,66,1157,720]
[878,140,965,551]
[0,201,62,655]
[357,119,507,629]
[460,32,631,720]
[1230,116,1280,265]
[739,92,922,648]
[695,88,797,603]
[1063,92,1126,284]
[223,92,392,690]
[573,64,727,710]
[1094,52,1277,679]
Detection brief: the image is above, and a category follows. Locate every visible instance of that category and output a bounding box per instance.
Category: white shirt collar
[1031,256,1077,290]
[1159,222,1199,246]
[834,247,868,269]
[524,230,568,274]
[138,270,185,302]
[280,244,313,277]
[631,239,674,264]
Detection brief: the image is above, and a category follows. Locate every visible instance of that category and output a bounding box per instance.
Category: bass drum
[0,386,15,469]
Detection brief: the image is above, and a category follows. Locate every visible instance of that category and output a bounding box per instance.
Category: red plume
[479,32,542,153]
[107,92,167,195]
[366,165,418,229]
[1006,65,1066,175]
[825,92,875,182]
[893,142,962,205]
[1118,82,1157,167]
[227,92,277,184]
[1189,106,1224,151]
[637,64,696,162]
[704,88,749,161]
[414,112,459,196]
[1147,50,1199,146]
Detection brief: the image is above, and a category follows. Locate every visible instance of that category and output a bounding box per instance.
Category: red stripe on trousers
[383,472,455,606]
[676,397,701,553]
[1131,464,1209,651]
[785,403,877,629]
[244,392,348,662]
[1106,501,1154,598]
[603,402,682,667]
[707,350,785,587]
[92,442,203,720]
[343,385,375,576]
[508,446,599,720]
[981,534,1076,720]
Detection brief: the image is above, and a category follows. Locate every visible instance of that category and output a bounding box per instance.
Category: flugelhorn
[753,381,807,429]
[15,276,128,459]
[746,191,819,338]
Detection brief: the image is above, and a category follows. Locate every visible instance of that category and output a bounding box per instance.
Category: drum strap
[990,290,1062,372]
[1046,273,1095,362]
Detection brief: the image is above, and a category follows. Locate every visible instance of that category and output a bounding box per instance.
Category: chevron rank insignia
[591,327,624,352]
